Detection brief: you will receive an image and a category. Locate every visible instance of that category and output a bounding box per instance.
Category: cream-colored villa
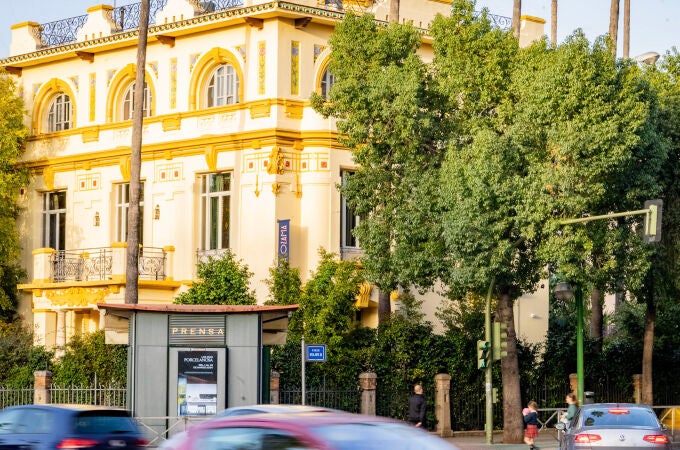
[1,0,546,351]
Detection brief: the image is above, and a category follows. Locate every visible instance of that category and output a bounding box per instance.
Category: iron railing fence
[49,383,127,408]
[279,387,361,413]
[139,247,167,280]
[51,248,113,282]
[108,0,169,32]
[0,386,34,408]
[32,14,88,49]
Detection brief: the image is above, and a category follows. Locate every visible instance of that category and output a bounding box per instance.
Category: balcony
[28,244,174,285]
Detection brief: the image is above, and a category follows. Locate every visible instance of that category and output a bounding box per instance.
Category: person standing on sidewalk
[523,401,540,450]
[408,384,426,428]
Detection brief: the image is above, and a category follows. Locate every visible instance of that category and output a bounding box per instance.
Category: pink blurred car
[173,411,459,450]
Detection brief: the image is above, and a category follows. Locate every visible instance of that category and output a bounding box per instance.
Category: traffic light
[492,321,508,361]
[477,340,490,369]
[643,199,663,243]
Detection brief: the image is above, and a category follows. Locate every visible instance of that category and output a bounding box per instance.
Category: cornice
[0,2,352,68]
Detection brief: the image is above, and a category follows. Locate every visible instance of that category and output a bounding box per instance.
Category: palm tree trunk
[622,0,630,58]
[499,289,523,443]
[125,0,150,304]
[512,0,522,39]
[551,0,557,48]
[390,0,399,23]
[609,0,620,55]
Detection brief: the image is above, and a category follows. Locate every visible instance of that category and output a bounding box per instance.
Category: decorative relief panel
[258,41,266,95]
[170,57,177,109]
[235,45,246,62]
[45,287,112,307]
[314,44,327,63]
[291,41,300,96]
[69,76,79,92]
[156,163,183,182]
[77,173,101,191]
[89,73,96,121]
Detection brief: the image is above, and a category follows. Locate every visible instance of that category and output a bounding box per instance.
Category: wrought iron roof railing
[32,0,244,50]
[30,1,508,51]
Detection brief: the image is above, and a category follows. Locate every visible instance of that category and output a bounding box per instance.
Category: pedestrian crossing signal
[477,340,490,369]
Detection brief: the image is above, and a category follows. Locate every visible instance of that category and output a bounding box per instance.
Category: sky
[0,0,678,60]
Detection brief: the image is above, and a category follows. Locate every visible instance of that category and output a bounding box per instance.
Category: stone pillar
[359,372,377,416]
[9,22,42,57]
[633,374,642,404]
[34,370,52,404]
[163,245,175,281]
[55,310,66,358]
[434,374,452,437]
[32,248,56,282]
[270,371,280,404]
[111,242,127,282]
[569,373,578,395]
[519,15,546,49]
[76,5,117,42]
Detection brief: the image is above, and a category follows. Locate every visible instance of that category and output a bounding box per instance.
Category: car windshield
[74,411,138,434]
[581,408,659,428]
[311,422,455,450]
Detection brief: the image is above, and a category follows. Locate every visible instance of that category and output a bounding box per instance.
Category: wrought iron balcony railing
[196,248,231,265]
[49,246,167,282]
[51,248,113,282]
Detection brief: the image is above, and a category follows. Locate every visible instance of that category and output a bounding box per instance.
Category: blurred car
[0,404,147,450]
[215,404,343,418]
[172,411,459,450]
[160,404,344,449]
[556,403,671,450]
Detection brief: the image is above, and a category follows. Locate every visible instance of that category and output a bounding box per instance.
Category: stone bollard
[34,370,52,405]
[633,374,642,404]
[270,371,280,404]
[359,372,377,416]
[434,373,452,437]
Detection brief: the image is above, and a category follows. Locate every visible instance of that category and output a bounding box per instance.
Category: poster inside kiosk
[178,351,217,416]
[306,344,326,362]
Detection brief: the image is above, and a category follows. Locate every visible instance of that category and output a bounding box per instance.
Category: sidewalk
[443,430,560,450]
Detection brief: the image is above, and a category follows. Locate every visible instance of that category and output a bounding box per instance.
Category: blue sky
[0,0,677,59]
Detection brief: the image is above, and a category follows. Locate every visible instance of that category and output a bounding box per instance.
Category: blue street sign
[306,344,326,362]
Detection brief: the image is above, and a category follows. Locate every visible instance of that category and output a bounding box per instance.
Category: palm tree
[125,0,150,304]
[390,0,399,23]
[609,0,620,55]
[623,0,630,58]
[512,0,522,38]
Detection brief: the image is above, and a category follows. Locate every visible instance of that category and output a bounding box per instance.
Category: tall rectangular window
[42,191,66,251]
[340,170,360,249]
[116,183,144,243]
[200,172,231,250]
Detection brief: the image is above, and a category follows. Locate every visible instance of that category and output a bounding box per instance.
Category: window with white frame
[199,172,231,250]
[115,182,144,243]
[321,68,336,99]
[42,191,66,251]
[47,93,72,132]
[122,82,152,120]
[206,65,239,107]
[340,170,360,249]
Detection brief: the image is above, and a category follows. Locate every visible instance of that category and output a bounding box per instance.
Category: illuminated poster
[177,351,217,416]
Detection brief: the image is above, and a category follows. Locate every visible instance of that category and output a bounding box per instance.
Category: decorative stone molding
[77,5,117,43]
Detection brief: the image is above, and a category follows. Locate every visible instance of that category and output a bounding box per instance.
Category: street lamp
[554,281,584,405]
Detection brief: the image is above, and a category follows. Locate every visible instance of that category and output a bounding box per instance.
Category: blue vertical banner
[278,219,290,263]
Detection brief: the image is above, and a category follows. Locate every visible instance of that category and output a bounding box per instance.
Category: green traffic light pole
[558,200,662,405]
[484,280,494,445]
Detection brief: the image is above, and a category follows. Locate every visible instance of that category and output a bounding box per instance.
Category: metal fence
[0,384,126,409]
[279,388,360,413]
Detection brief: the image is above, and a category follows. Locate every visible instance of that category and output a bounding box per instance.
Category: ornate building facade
[1,0,545,350]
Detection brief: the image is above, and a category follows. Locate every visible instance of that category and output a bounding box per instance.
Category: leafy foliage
[0,70,30,320]
[264,260,302,306]
[0,320,53,386]
[174,251,256,305]
[52,331,127,385]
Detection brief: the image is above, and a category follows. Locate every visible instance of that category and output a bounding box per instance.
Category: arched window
[206,64,240,107]
[121,82,152,120]
[47,93,72,132]
[321,69,336,99]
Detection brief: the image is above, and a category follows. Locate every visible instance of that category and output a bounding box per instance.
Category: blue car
[0,404,147,450]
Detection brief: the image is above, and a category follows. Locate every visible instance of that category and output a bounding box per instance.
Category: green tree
[0,70,30,320]
[0,320,53,386]
[52,330,127,385]
[174,251,256,305]
[312,13,447,323]
[264,259,302,306]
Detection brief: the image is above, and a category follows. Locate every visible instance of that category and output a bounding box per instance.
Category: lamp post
[555,281,584,405]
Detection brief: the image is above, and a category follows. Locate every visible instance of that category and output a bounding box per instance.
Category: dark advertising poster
[177,351,217,416]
